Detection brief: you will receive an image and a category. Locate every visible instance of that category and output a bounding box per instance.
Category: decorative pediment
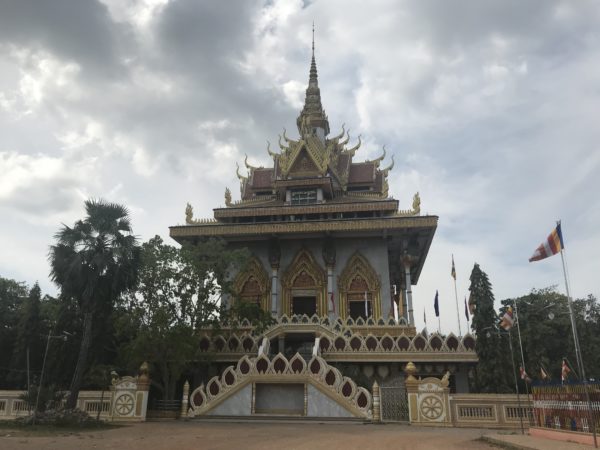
[282,249,326,289]
[289,148,320,176]
[338,252,381,292]
[233,256,270,310]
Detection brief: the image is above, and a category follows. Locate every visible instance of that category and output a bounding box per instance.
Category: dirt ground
[0,420,499,450]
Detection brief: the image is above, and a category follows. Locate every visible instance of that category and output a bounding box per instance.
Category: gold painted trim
[170,216,438,238]
[214,200,399,218]
[281,249,327,316]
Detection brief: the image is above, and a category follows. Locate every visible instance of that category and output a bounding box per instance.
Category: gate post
[181,381,190,419]
[372,381,381,423]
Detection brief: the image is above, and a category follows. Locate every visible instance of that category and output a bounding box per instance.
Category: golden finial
[185,202,194,224]
[412,192,421,215]
[225,187,232,207]
[340,129,350,146]
[312,21,315,58]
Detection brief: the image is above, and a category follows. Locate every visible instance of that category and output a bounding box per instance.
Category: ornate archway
[281,249,326,316]
[233,257,270,311]
[338,252,381,319]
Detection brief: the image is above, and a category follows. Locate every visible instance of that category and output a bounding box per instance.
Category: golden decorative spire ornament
[296,23,330,138]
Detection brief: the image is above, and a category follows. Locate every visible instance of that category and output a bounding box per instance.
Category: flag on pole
[451,255,456,280]
[520,366,531,383]
[500,306,514,330]
[468,292,476,315]
[330,291,335,314]
[529,222,565,262]
[540,366,549,380]
[434,290,439,317]
[561,358,571,382]
[464,296,469,322]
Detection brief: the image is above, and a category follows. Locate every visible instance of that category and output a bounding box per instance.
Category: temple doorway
[292,296,317,316]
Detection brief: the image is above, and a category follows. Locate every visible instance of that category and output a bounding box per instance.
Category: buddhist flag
[451,255,456,280]
[561,359,571,382]
[520,366,531,383]
[540,366,549,380]
[464,296,470,322]
[500,306,514,330]
[434,290,440,317]
[529,222,564,262]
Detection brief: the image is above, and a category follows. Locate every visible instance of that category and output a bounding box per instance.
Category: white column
[327,266,335,320]
[403,257,414,326]
[271,267,278,317]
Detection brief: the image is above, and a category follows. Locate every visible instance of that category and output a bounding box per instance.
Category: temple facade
[170,41,477,421]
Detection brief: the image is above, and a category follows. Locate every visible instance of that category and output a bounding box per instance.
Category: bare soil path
[0,420,497,450]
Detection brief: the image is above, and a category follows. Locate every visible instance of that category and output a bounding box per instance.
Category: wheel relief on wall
[419,395,443,420]
[114,393,135,416]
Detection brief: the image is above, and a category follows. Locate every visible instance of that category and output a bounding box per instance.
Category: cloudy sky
[1,0,599,335]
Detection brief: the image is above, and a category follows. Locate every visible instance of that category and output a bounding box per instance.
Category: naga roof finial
[267,140,278,158]
[244,153,257,170]
[371,145,386,166]
[236,162,247,181]
[346,134,361,155]
[382,154,395,174]
[331,123,346,142]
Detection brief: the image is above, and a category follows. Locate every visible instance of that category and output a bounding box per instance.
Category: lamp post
[33,330,71,424]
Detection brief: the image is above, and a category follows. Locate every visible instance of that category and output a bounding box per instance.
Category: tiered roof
[233,37,394,206]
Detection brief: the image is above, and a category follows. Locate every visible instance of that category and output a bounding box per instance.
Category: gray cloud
[0,0,599,334]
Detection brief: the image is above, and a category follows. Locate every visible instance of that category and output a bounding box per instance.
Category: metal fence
[531,381,600,433]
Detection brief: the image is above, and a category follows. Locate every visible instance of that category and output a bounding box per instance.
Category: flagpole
[559,228,597,447]
[513,299,532,424]
[453,283,462,336]
[507,328,525,435]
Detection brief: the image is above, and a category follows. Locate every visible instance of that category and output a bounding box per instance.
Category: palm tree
[49,199,141,409]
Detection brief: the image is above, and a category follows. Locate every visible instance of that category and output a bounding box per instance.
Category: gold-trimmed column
[268,239,281,317]
[402,254,414,325]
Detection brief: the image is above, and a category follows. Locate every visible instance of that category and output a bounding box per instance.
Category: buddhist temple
[169,36,477,421]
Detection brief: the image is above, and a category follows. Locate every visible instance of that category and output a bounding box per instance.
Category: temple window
[291,189,317,205]
[348,295,372,320]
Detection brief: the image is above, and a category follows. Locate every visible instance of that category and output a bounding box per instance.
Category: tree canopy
[48,199,141,408]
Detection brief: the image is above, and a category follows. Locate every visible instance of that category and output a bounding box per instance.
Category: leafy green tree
[0,277,28,387]
[49,199,141,409]
[9,282,44,388]
[501,288,600,385]
[469,263,511,393]
[118,236,251,400]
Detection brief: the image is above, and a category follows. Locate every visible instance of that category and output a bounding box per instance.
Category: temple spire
[297,24,330,140]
